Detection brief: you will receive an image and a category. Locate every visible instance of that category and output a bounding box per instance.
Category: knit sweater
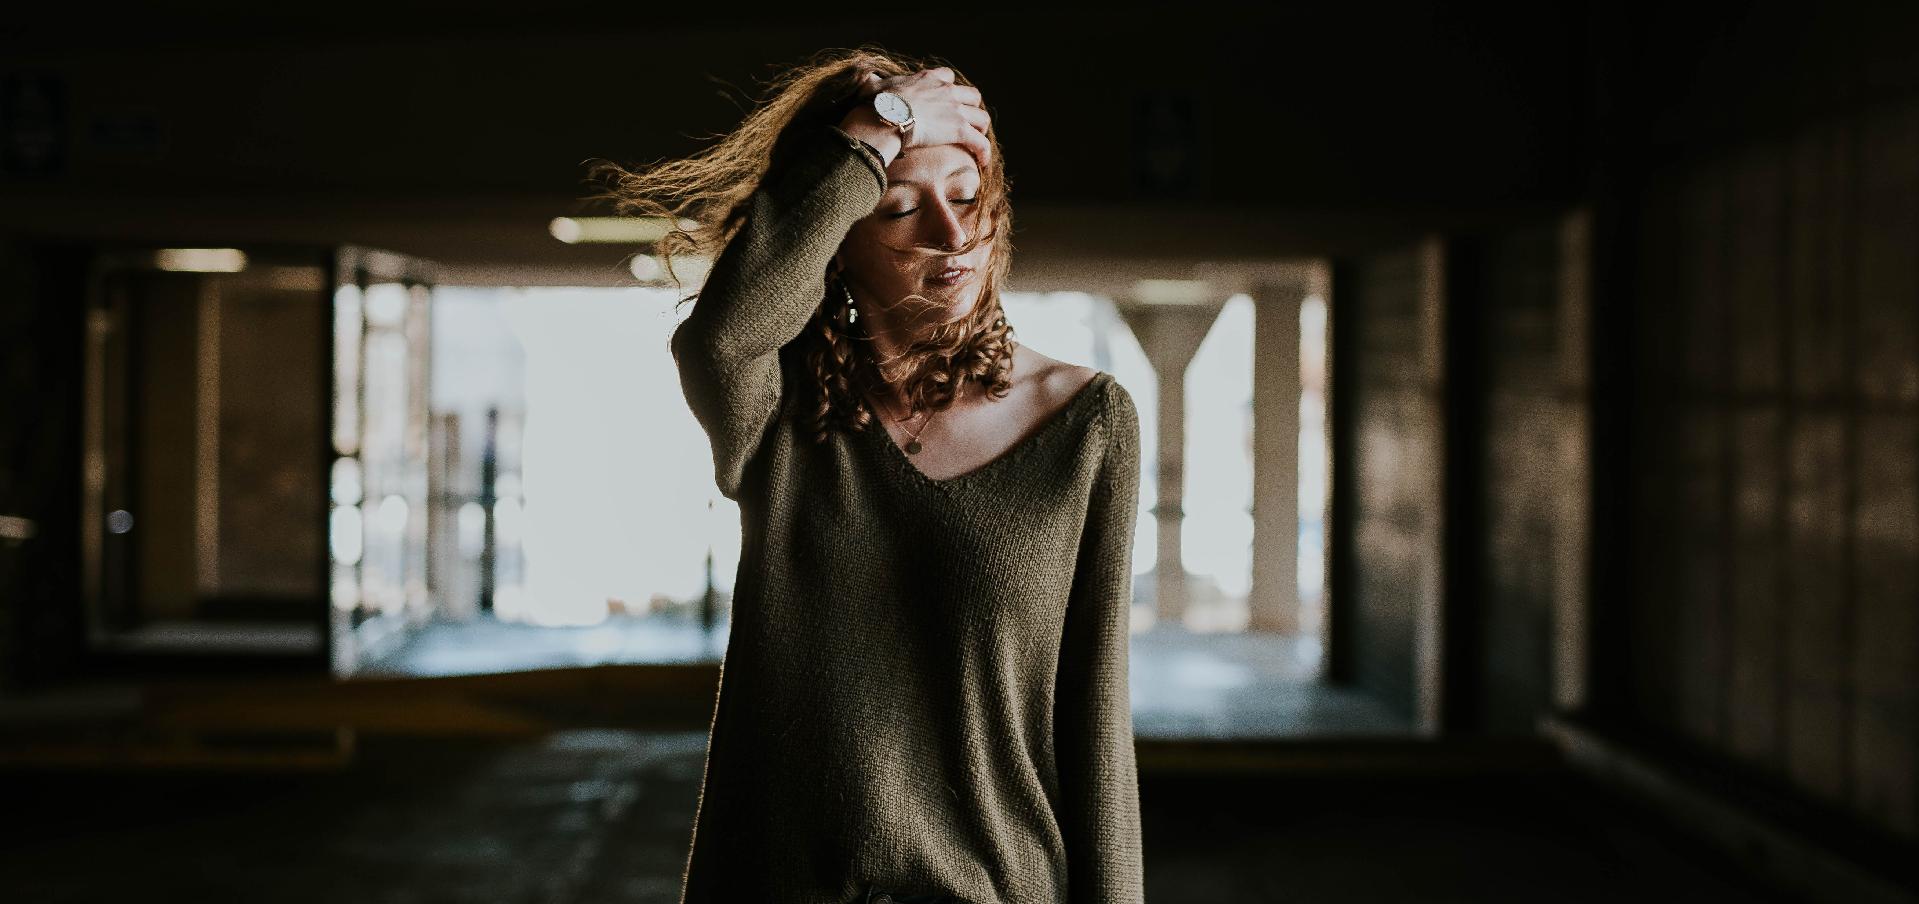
[669,121,1144,904]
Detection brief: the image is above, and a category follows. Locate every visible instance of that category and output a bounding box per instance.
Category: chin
[935,292,980,325]
[892,281,981,327]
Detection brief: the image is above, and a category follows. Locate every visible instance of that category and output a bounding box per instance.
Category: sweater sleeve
[1053,378,1145,902]
[669,123,889,501]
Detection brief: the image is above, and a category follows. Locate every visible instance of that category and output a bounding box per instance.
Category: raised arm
[669,123,888,501]
[1054,379,1145,902]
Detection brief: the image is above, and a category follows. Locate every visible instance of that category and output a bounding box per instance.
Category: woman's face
[837,143,990,330]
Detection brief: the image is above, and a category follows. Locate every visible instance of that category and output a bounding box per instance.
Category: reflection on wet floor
[358,614,1410,739]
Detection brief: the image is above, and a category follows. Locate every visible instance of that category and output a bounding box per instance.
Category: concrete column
[1248,279,1304,634]
[1118,299,1224,628]
[1552,208,1593,713]
[1413,236,1450,736]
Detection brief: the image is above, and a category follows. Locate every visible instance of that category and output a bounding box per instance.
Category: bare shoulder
[1013,343,1101,408]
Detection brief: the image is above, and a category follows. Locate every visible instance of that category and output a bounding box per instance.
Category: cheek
[850,217,896,244]
[840,227,890,267]
[846,228,917,269]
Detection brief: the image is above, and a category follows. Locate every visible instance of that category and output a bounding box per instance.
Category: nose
[918,200,969,251]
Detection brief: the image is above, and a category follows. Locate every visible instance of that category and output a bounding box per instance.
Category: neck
[864,349,966,421]
[845,283,982,416]
[872,369,966,421]
[852,294,934,414]
[860,319,918,383]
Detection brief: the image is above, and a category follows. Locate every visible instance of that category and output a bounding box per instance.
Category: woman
[597,47,1143,903]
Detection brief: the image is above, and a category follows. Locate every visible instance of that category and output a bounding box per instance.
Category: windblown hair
[588,45,1018,444]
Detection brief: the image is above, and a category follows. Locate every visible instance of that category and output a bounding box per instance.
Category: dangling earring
[842,277,859,324]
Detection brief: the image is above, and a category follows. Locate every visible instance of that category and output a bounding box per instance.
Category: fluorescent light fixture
[548,216,685,245]
[1132,278,1214,305]
[155,248,248,272]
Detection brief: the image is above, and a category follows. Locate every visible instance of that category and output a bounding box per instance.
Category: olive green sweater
[669,121,1144,904]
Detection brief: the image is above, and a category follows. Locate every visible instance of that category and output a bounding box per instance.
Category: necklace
[876,390,938,455]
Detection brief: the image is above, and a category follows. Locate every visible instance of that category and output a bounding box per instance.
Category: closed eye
[886,198,979,219]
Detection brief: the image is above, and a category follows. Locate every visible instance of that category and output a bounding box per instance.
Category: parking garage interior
[3,3,1918,901]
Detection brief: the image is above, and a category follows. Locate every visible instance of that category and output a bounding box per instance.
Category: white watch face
[875,91,911,125]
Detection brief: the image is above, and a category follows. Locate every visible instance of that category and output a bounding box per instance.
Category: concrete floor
[0,729,1788,903]
[358,615,1410,739]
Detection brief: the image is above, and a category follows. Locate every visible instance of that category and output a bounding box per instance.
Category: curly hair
[587,45,1018,444]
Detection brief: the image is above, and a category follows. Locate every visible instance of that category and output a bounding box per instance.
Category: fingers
[948,83,982,108]
[897,68,966,94]
[963,121,992,169]
[957,103,992,135]
[888,68,982,107]
[878,67,991,165]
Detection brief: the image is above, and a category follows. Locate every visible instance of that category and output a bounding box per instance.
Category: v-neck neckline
[867,371,1111,488]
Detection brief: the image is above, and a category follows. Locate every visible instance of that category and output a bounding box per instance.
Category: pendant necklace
[878,390,938,455]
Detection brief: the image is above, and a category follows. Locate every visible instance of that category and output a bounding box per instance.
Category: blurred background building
[1,2,1916,901]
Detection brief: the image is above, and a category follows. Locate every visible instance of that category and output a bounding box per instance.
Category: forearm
[673,124,885,372]
[669,123,886,498]
[836,106,905,168]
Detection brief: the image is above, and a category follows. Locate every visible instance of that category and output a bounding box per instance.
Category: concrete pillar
[1117,298,1224,628]
[1552,208,1593,713]
[1248,279,1304,634]
[1413,236,1450,736]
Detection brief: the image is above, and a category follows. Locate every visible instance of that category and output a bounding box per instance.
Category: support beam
[1117,299,1225,629]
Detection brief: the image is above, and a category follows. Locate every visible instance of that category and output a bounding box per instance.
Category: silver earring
[842,279,859,323]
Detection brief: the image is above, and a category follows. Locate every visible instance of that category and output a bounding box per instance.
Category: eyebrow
[887,164,979,189]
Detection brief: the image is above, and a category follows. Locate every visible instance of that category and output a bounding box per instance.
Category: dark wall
[1588,1,1919,844]
[0,239,89,690]
[1617,96,1919,844]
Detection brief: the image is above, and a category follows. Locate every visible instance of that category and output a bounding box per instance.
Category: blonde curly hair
[589,45,1018,443]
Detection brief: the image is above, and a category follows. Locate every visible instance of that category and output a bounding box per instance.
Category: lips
[926,265,975,287]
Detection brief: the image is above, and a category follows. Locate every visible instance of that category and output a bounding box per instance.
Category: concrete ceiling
[2,2,1593,285]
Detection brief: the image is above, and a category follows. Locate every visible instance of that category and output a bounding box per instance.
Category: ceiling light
[1132,278,1214,305]
[548,216,682,245]
[154,248,247,273]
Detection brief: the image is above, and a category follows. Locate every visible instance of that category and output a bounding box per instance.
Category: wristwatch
[872,90,916,138]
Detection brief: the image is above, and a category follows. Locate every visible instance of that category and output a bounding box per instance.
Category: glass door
[82,246,335,669]
[329,247,435,675]
[79,244,437,676]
